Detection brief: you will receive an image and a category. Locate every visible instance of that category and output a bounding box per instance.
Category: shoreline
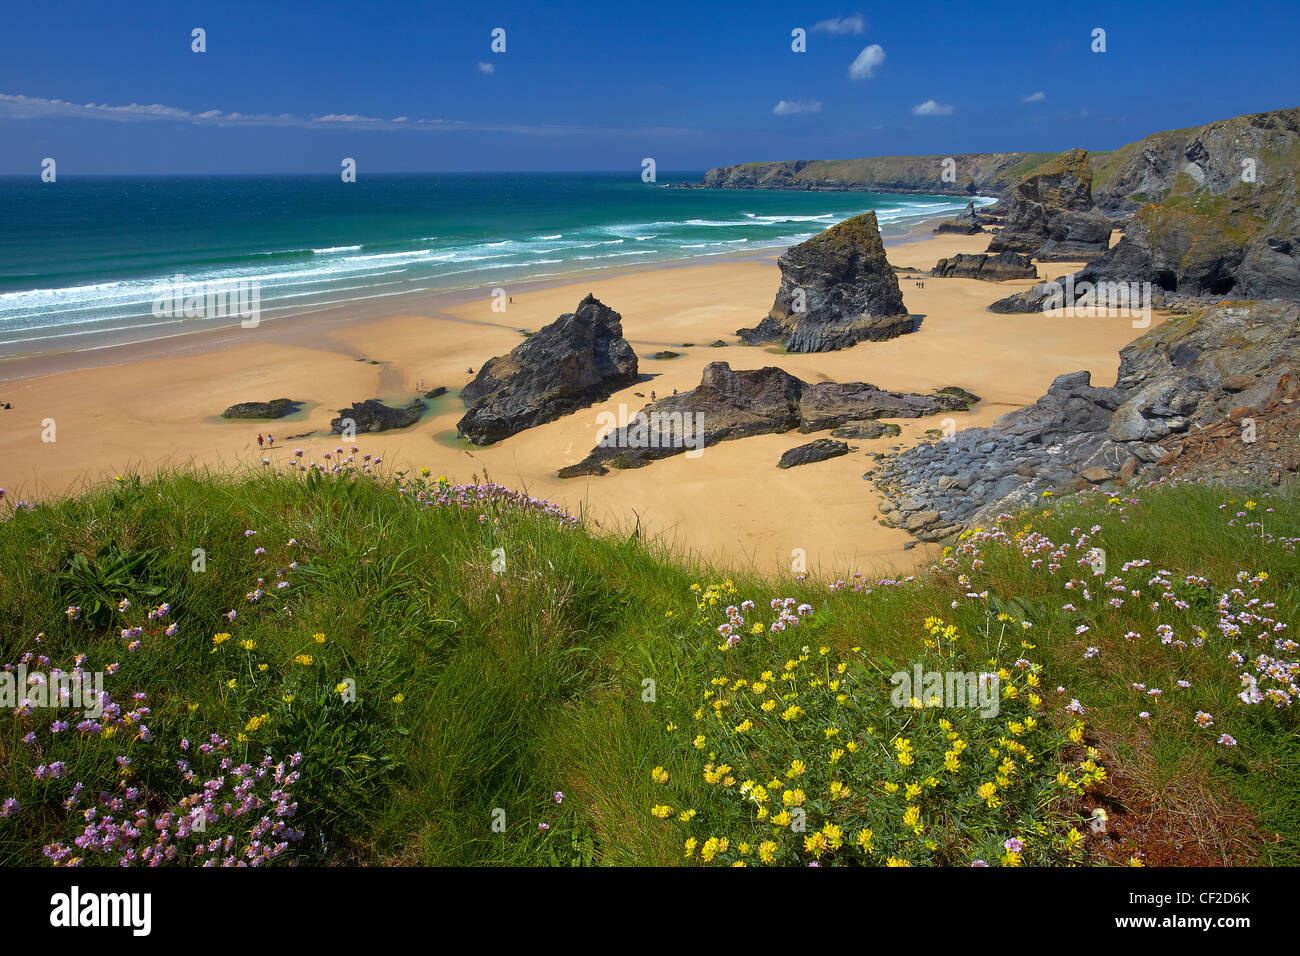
[0,214,956,384]
[0,222,1157,578]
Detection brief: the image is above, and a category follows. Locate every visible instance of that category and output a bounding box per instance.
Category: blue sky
[1,0,1296,174]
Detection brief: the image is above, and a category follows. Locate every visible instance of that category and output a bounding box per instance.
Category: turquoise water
[0,173,989,353]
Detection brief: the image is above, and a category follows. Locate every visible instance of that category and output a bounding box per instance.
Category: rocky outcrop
[457,294,638,445]
[830,420,901,440]
[559,361,972,476]
[932,252,1037,281]
[778,439,851,469]
[986,149,1112,261]
[692,153,1062,200]
[874,299,1300,539]
[933,201,985,234]
[221,398,300,419]
[331,399,424,433]
[736,212,913,352]
[993,109,1300,309]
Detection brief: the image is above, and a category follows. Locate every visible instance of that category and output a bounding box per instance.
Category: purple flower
[553,791,564,804]
[1003,838,1024,854]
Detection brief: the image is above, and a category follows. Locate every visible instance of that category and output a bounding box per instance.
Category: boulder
[736,212,913,352]
[830,420,902,440]
[932,252,1037,281]
[457,294,638,444]
[331,399,424,433]
[221,398,300,420]
[778,439,852,469]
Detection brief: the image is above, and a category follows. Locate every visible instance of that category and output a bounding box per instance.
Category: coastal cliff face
[697,153,1061,200]
[736,212,912,352]
[873,299,1300,540]
[457,294,638,445]
[985,148,1112,261]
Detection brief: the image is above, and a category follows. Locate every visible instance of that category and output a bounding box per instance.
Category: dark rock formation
[830,420,901,440]
[424,386,448,399]
[331,399,425,434]
[778,439,851,469]
[457,294,639,445]
[933,201,985,234]
[221,398,300,420]
[932,252,1038,281]
[651,350,682,360]
[986,149,1112,261]
[559,361,967,476]
[736,212,913,352]
[874,299,1300,539]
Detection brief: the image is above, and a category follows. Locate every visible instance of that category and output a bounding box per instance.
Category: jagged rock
[830,420,901,440]
[457,294,638,445]
[331,399,424,433]
[424,386,447,399]
[778,439,851,469]
[932,252,1037,281]
[221,398,300,419]
[736,212,913,352]
[933,201,985,234]
[559,361,958,475]
[986,148,1112,261]
[652,350,682,360]
[873,298,1300,538]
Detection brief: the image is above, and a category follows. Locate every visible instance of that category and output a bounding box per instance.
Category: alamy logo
[1,665,104,718]
[595,404,705,458]
[1039,274,1152,328]
[890,665,1000,718]
[152,273,262,328]
[49,886,151,936]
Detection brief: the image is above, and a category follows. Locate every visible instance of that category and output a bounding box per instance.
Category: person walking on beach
[257,434,264,449]
[650,390,656,402]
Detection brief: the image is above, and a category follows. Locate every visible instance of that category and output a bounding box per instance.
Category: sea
[0,172,992,356]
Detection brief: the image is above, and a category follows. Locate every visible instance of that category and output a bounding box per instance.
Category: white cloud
[773,99,822,115]
[812,14,865,34]
[0,91,695,139]
[911,99,953,116]
[847,44,885,80]
[1022,91,1046,102]
[477,61,495,74]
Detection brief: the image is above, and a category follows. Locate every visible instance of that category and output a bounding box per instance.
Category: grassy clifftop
[0,458,1296,866]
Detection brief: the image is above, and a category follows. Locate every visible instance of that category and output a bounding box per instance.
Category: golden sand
[0,229,1157,577]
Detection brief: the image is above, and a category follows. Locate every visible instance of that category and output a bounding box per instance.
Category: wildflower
[1194,711,1214,728]
[294,655,313,666]
[650,805,672,819]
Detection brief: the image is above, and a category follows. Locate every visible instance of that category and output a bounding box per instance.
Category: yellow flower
[683,837,697,858]
[787,759,807,778]
[239,639,256,651]
[761,699,777,712]
[782,788,806,807]
[693,735,707,750]
[294,654,313,666]
[781,705,804,722]
[677,809,696,822]
[281,694,294,703]
[652,766,670,784]
[212,633,231,646]
[650,805,672,819]
[804,831,828,857]
[334,682,350,696]
[734,719,753,734]
[770,810,792,827]
[856,828,874,854]
[700,837,721,863]
[886,856,912,867]
[244,712,270,733]
[392,693,404,704]
[757,841,778,864]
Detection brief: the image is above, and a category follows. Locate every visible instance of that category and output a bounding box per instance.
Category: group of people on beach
[256,434,275,448]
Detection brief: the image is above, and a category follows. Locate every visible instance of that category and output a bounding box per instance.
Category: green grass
[0,461,1296,866]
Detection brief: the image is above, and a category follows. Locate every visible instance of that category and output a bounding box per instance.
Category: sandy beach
[0,227,1159,577]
